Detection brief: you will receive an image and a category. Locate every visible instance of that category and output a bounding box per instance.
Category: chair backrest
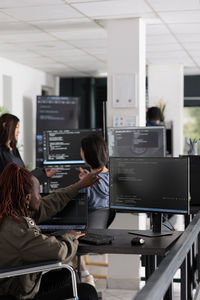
[88,208,116,229]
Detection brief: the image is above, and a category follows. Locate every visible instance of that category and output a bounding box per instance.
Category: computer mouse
[131,237,145,246]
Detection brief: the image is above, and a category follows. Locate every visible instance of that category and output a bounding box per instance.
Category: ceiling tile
[3,32,57,42]
[148,55,196,67]
[66,0,106,3]
[0,51,40,58]
[69,39,107,48]
[0,22,40,33]
[30,18,91,31]
[0,11,18,22]
[147,43,182,52]
[169,23,200,34]
[147,24,169,35]
[0,0,64,8]
[55,54,98,63]
[52,28,106,40]
[147,34,177,45]
[149,0,200,12]
[160,10,200,24]
[177,34,200,43]
[14,56,55,64]
[148,50,188,58]
[83,47,107,55]
[72,0,153,18]
[21,40,73,51]
[2,4,82,21]
[181,42,200,51]
[188,50,200,58]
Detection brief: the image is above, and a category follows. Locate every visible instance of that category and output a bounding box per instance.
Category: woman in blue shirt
[80,133,109,211]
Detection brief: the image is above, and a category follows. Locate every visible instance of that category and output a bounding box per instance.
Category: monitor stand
[129,213,173,237]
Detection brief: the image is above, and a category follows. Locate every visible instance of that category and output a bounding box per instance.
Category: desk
[78,229,182,256]
[78,228,182,296]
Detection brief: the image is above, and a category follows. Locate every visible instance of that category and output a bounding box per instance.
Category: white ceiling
[1,0,200,76]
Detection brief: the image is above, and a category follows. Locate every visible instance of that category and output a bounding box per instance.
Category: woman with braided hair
[0,162,100,300]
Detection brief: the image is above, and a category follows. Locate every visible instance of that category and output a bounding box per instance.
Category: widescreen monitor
[109,157,189,236]
[43,128,102,164]
[41,164,87,194]
[107,127,166,157]
[36,96,79,167]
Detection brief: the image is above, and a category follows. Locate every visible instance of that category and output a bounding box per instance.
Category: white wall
[148,64,184,156]
[0,57,58,168]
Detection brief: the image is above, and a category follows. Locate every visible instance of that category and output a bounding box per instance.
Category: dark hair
[0,163,33,224]
[0,113,19,156]
[81,134,108,169]
[146,107,161,121]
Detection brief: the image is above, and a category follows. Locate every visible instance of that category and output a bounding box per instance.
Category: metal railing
[134,212,200,300]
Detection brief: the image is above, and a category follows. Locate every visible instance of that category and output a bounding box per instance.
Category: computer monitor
[43,128,103,165]
[39,192,88,231]
[41,164,87,194]
[109,157,189,236]
[36,96,79,167]
[107,127,166,158]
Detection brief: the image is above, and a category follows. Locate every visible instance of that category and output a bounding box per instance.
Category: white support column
[148,64,184,156]
[106,18,146,127]
[106,18,146,290]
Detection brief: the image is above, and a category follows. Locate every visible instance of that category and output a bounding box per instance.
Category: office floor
[95,279,181,300]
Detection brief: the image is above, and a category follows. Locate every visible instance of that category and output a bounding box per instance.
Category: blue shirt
[83,172,109,211]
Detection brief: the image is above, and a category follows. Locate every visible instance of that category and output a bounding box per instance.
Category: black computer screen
[41,164,87,193]
[109,157,189,214]
[39,193,88,231]
[107,127,166,157]
[36,96,79,167]
[43,128,102,164]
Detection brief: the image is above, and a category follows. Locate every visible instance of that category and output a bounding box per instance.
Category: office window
[183,107,200,154]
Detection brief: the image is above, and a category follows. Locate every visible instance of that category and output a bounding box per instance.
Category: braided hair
[0,163,33,223]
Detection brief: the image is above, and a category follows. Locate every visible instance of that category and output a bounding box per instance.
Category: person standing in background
[146,106,161,126]
[0,113,56,182]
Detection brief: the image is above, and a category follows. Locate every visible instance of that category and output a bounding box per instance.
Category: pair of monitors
[40,156,189,237]
[42,126,166,193]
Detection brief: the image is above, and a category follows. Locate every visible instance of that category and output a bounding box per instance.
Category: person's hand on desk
[68,230,86,240]
[44,167,58,178]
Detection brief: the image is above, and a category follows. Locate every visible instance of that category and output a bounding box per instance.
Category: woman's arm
[33,184,78,224]
[32,170,102,224]
[20,217,79,264]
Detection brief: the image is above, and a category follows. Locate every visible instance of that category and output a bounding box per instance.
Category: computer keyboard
[79,232,114,245]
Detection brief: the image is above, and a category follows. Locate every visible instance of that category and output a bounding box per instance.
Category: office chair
[88,208,115,229]
[0,260,78,300]
[84,208,116,279]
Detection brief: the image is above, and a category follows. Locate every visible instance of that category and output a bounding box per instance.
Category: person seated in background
[146,106,161,126]
[0,162,100,300]
[0,113,57,182]
[75,133,109,286]
[79,133,109,212]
